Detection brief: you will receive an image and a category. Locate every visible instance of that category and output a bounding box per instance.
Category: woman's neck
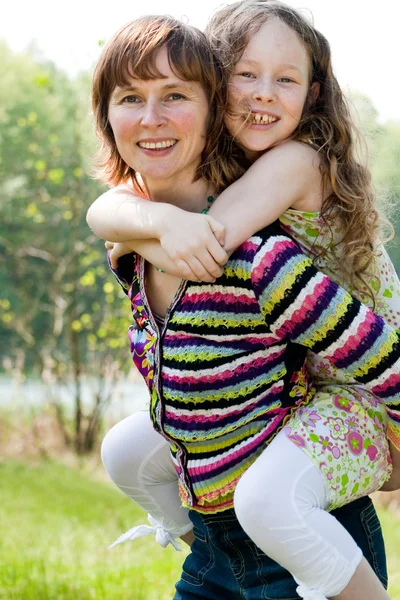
[140,174,213,213]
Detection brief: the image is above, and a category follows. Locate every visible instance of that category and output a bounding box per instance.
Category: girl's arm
[106,240,205,280]
[364,245,400,489]
[209,141,322,254]
[251,225,400,450]
[87,141,319,277]
[87,187,228,282]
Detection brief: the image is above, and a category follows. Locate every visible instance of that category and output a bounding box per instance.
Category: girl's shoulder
[265,140,324,212]
[261,140,323,188]
[267,138,322,163]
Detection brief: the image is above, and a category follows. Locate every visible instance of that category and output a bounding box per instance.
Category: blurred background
[1,1,399,598]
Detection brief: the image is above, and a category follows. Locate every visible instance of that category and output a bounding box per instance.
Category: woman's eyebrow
[161,81,194,90]
[113,80,193,94]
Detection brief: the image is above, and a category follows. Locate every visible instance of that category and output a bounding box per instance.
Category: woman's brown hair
[206,0,385,301]
[92,15,241,193]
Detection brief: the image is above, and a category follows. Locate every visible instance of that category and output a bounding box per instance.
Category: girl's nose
[251,79,276,103]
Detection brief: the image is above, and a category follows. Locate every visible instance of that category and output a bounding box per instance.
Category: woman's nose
[140,102,167,128]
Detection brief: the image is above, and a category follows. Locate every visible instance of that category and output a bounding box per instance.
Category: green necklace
[156,196,214,273]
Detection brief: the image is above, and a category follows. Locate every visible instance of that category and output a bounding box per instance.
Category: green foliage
[0,460,186,599]
[0,42,133,451]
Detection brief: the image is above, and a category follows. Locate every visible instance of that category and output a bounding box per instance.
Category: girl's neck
[140,174,213,213]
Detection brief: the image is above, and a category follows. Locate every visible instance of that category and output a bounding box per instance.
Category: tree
[0,43,132,453]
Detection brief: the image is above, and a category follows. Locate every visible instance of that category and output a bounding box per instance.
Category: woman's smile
[108,47,209,189]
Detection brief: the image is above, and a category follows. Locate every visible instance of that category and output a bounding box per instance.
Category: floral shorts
[283,386,393,510]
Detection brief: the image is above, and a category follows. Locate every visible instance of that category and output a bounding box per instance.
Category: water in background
[0,373,149,421]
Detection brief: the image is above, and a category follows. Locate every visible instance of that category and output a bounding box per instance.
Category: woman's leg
[234,432,390,599]
[101,411,193,547]
[174,498,387,600]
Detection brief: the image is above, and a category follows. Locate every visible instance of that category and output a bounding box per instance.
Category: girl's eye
[239,72,255,79]
[122,95,140,103]
[278,77,294,83]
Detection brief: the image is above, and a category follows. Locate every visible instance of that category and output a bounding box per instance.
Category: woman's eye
[122,95,140,103]
[167,93,185,101]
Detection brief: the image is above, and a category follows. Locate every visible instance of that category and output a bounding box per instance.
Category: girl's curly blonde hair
[206,0,387,301]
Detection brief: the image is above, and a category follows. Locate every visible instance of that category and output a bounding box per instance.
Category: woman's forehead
[110,46,200,90]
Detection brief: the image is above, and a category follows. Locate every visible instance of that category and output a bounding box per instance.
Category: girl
[89,4,400,599]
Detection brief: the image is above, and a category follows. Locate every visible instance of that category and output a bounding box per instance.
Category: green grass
[0,460,187,599]
[380,506,400,599]
[0,459,399,599]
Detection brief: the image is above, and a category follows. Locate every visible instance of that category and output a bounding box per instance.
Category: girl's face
[108,46,209,189]
[225,18,316,160]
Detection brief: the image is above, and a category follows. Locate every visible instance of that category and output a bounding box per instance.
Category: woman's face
[108,46,209,188]
[225,18,314,159]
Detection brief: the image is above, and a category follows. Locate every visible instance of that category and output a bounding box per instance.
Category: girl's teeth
[139,140,177,149]
[252,114,277,124]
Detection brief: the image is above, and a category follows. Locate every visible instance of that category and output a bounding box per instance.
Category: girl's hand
[158,211,229,282]
[105,241,133,270]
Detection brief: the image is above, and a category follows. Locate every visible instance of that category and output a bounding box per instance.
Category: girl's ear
[309,82,320,104]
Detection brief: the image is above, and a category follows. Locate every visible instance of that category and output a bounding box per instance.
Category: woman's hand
[105,241,133,270]
[158,210,229,282]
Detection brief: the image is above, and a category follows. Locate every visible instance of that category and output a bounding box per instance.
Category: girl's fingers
[195,250,224,279]
[205,215,226,247]
[207,237,229,265]
[175,259,202,282]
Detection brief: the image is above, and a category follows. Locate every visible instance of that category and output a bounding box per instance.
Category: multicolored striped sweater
[111,222,400,513]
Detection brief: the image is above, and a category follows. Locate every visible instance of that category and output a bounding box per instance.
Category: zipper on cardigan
[138,257,195,505]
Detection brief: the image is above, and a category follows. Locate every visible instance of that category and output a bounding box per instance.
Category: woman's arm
[251,225,400,449]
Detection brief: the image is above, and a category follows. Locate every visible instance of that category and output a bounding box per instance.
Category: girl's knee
[234,467,275,534]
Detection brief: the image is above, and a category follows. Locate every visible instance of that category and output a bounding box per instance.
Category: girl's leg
[101,411,193,547]
[234,432,390,600]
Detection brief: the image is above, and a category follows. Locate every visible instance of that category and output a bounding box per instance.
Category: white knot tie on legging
[296,585,327,600]
[109,515,182,551]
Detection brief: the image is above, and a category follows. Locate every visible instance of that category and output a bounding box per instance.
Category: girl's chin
[237,142,265,162]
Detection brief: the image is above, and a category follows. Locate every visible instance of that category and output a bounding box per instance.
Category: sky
[1,0,399,122]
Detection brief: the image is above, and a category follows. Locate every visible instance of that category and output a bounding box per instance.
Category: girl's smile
[225,18,318,158]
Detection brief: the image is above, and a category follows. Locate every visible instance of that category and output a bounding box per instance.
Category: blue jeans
[173,497,387,599]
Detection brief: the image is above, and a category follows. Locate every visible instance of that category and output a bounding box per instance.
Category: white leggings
[101,411,192,539]
[101,412,362,599]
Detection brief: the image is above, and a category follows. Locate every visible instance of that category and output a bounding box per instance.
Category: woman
[90,14,398,599]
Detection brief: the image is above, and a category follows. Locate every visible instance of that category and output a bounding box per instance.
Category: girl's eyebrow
[237,58,259,66]
[238,58,302,72]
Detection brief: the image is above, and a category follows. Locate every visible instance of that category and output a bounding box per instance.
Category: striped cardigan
[111,222,400,513]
